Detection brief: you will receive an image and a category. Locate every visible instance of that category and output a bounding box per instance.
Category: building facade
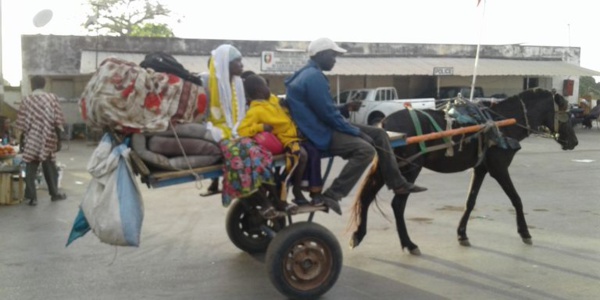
[17,35,600,126]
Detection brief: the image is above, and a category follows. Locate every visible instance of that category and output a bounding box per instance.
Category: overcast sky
[2,0,600,85]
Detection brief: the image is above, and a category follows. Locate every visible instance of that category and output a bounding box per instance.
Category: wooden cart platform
[133,132,408,189]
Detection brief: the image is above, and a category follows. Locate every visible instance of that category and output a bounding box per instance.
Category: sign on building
[261,51,308,73]
[433,67,454,76]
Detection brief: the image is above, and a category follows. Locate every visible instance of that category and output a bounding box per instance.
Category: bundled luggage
[80,57,208,133]
[79,55,219,171]
[139,51,203,86]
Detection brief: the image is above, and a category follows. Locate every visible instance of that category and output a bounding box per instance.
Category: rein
[487,96,567,141]
[518,98,532,135]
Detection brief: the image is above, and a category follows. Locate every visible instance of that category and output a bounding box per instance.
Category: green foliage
[579,76,600,98]
[130,23,174,37]
[84,0,173,37]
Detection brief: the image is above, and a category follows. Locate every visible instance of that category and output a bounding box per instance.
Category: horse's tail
[348,156,387,233]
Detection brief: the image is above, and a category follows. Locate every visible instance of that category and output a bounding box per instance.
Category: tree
[84,0,173,37]
[130,23,174,37]
[579,76,600,99]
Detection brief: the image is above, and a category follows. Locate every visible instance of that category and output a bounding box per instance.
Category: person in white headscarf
[200,45,277,213]
[198,44,248,196]
[202,44,247,142]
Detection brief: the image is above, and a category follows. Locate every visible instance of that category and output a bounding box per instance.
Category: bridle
[553,100,570,137]
[491,95,569,142]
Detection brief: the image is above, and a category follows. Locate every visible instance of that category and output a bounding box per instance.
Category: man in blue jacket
[285,37,426,215]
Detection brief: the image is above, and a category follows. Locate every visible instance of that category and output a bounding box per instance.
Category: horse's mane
[491,88,559,117]
[508,88,566,109]
[488,88,568,141]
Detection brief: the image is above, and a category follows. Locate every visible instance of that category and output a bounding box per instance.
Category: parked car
[334,87,436,125]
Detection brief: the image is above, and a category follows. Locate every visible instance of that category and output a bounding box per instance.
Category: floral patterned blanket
[80,57,208,133]
[219,138,274,207]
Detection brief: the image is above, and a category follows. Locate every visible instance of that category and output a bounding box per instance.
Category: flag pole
[469,0,486,101]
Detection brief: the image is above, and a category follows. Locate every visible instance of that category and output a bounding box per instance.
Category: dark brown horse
[350,88,578,255]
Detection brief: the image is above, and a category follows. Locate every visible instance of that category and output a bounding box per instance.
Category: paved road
[1,128,599,300]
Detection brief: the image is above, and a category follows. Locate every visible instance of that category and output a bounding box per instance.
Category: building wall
[60,101,84,125]
[330,75,364,96]
[3,87,21,110]
[364,76,394,89]
[478,76,525,97]
[19,35,591,125]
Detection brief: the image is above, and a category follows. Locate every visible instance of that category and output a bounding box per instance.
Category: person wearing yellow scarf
[205,44,247,141]
[198,45,247,196]
[202,45,276,212]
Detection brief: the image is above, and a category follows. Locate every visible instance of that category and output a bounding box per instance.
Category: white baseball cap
[307,38,347,56]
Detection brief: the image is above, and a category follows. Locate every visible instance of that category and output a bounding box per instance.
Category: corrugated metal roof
[81,51,600,77]
[332,57,600,76]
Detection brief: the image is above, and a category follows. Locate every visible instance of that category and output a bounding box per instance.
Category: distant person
[1,117,15,145]
[582,100,600,129]
[284,37,426,215]
[579,99,591,115]
[16,75,67,206]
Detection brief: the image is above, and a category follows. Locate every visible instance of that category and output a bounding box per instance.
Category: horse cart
[115,116,516,299]
[76,56,580,299]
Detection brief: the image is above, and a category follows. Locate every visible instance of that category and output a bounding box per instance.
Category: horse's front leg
[487,150,532,245]
[350,165,385,249]
[457,164,488,246]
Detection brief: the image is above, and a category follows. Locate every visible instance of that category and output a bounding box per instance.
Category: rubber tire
[368,112,385,126]
[266,222,343,299]
[225,195,286,254]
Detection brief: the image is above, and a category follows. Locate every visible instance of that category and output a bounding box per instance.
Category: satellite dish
[33,9,53,28]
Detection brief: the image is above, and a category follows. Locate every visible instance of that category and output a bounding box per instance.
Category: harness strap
[518,98,531,136]
[397,143,455,167]
[408,108,426,153]
[553,100,559,133]
[444,112,455,157]
[408,108,453,154]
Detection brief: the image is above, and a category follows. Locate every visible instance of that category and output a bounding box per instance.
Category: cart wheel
[368,112,385,126]
[266,222,342,299]
[226,196,286,254]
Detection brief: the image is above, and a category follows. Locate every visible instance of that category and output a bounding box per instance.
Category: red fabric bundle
[253,132,284,155]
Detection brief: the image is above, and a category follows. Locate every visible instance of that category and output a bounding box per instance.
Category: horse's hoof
[409,247,421,256]
[522,237,533,245]
[349,234,361,249]
[459,239,471,247]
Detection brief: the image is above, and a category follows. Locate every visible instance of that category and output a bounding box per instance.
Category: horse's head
[542,91,578,150]
[510,88,577,150]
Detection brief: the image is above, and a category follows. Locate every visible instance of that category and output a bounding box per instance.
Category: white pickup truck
[333,87,436,125]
